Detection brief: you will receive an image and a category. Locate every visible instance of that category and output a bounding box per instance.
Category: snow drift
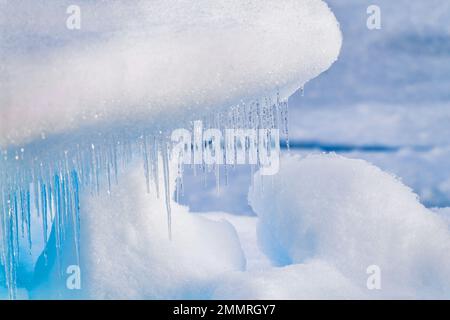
[248,154,450,298]
[0,0,341,147]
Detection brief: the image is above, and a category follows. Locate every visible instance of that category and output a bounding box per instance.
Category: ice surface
[0,0,341,147]
[249,154,450,298]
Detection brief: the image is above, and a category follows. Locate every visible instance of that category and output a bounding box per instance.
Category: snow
[284,0,450,207]
[1,0,343,298]
[0,0,341,147]
[2,0,449,300]
[28,154,450,299]
[212,261,363,300]
[30,163,246,299]
[200,212,272,271]
[249,154,450,298]
[286,103,450,207]
[345,147,450,207]
[286,104,450,209]
[433,207,450,227]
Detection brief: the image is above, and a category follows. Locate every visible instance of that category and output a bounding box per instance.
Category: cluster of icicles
[0,97,289,299]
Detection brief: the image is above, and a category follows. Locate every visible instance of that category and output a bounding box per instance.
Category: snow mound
[249,154,450,298]
[31,163,245,299]
[0,0,341,147]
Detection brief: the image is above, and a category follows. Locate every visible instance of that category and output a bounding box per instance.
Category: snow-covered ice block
[249,154,450,298]
[30,163,245,299]
[0,0,341,147]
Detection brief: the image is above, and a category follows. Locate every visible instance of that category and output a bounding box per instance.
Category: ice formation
[0,0,342,298]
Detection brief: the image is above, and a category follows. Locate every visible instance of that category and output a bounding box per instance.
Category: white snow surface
[212,260,364,299]
[0,0,341,147]
[248,154,450,298]
[31,162,246,299]
[29,154,450,299]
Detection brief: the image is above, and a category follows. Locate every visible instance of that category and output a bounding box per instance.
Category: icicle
[70,170,81,266]
[142,135,151,194]
[281,100,290,151]
[214,114,221,195]
[161,141,172,241]
[26,190,32,252]
[175,156,184,203]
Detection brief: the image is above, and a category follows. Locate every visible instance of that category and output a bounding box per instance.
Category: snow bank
[30,162,245,299]
[249,154,450,298]
[0,0,341,147]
